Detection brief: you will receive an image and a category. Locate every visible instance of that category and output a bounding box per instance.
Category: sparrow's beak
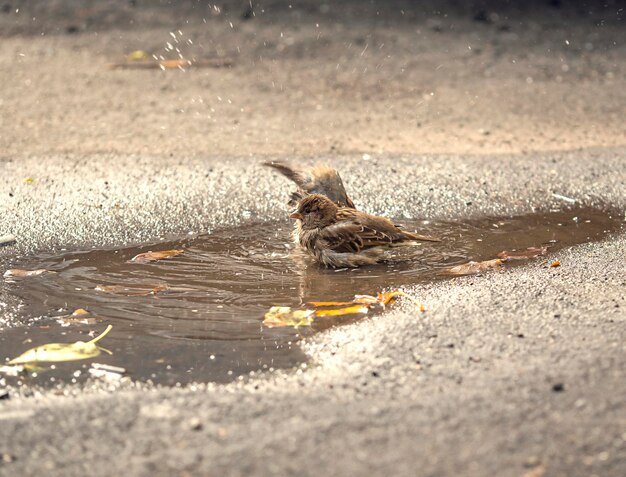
[289,211,303,220]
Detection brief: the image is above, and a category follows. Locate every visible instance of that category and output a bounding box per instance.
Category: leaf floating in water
[8,325,113,364]
[445,258,506,276]
[271,290,425,328]
[550,260,561,267]
[3,268,53,278]
[95,284,169,296]
[263,307,314,328]
[130,249,184,263]
[497,246,549,261]
[314,305,369,317]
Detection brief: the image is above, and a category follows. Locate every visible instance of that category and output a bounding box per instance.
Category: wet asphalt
[0,148,625,476]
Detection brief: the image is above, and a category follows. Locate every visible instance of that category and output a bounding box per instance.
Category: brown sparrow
[290,194,439,268]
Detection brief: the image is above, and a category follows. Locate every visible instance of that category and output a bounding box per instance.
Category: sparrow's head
[290,194,338,229]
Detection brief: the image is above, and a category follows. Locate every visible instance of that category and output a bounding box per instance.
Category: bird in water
[265,162,439,268]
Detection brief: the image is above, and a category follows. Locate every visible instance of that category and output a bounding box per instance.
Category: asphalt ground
[0,148,625,476]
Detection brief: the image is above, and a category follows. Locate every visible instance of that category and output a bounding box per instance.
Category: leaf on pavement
[445,258,506,276]
[8,325,113,364]
[550,260,561,267]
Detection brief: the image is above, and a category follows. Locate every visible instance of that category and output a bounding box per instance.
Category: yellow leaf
[127,50,149,61]
[314,305,369,317]
[9,325,113,364]
[263,307,314,328]
[23,177,35,184]
[130,249,184,263]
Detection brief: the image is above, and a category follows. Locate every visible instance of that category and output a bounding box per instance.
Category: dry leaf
[550,260,561,267]
[95,284,169,296]
[131,249,184,263]
[268,289,424,328]
[445,258,505,276]
[263,307,314,328]
[23,177,35,184]
[497,246,548,261]
[9,325,113,364]
[57,308,100,326]
[3,268,53,278]
[311,290,425,310]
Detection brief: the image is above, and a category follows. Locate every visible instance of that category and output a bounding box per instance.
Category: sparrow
[289,194,440,268]
[264,160,357,247]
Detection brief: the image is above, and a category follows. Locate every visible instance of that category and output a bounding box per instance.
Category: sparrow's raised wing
[264,161,355,208]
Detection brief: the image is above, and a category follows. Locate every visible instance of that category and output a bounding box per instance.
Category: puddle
[0,207,622,387]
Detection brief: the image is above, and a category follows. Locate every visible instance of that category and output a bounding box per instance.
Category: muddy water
[0,207,622,386]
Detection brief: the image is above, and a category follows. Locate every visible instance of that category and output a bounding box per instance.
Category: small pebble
[189,417,203,431]
[552,382,565,392]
